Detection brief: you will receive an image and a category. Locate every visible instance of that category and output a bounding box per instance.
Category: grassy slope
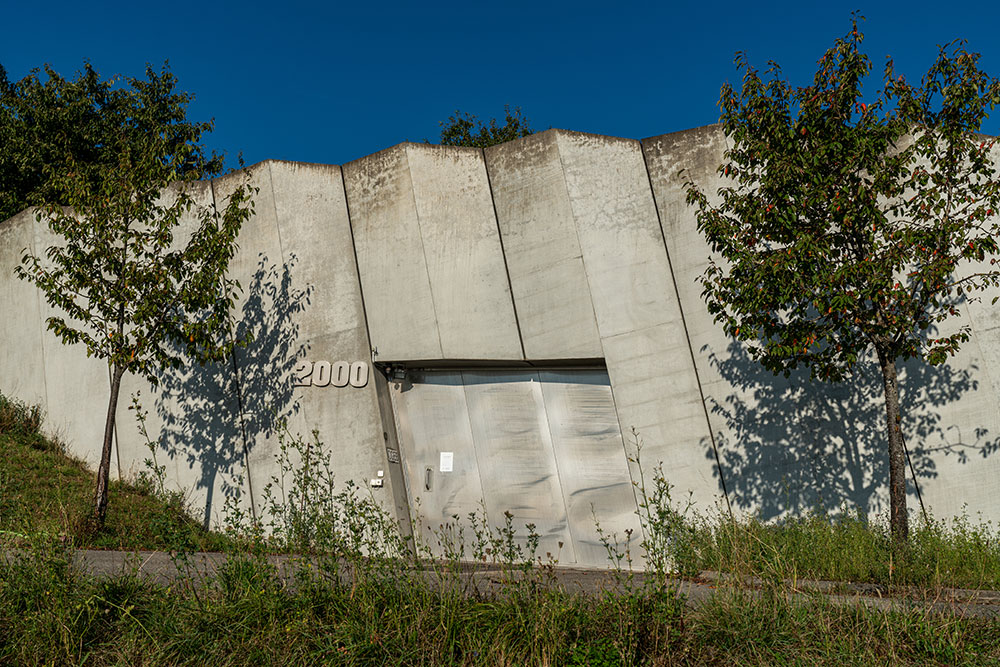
[0,393,227,551]
[2,391,999,664]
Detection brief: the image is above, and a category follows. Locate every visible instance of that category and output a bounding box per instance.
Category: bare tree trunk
[94,364,124,526]
[875,345,909,544]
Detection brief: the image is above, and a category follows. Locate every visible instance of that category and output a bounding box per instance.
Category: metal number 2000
[293,360,369,388]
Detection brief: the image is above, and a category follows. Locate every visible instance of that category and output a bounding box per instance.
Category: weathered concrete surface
[643,126,760,516]
[486,129,717,512]
[30,214,113,470]
[553,130,718,512]
[0,211,47,410]
[4,124,1000,554]
[211,163,291,521]
[485,131,602,360]
[268,159,400,522]
[344,143,522,363]
[112,179,247,528]
[343,145,440,360]
[642,125,1000,524]
[406,145,522,360]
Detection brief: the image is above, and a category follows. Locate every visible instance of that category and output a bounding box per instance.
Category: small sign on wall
[439,451,453,472]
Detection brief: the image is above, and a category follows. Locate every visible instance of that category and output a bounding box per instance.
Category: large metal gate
[389,368,641,568]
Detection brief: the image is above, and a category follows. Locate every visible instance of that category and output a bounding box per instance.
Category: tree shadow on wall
[704,340,1000,520]
[154,253,313,527]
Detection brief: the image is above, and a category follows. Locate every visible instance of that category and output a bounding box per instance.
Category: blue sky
[4,0,999,168]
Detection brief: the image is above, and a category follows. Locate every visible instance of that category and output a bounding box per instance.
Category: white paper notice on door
[439,451,454,472]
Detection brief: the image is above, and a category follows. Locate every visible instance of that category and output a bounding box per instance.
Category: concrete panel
[111,178,247,528]
[910,301,1000,522]
[405,144,522,360]
[601,324,719,506]
[30,215,111,468]
[642,126,1000,524]
[643,127,771,519]
[463,371,575,562]
[269,160,398,517]
[540,370,642,566]
[345,144,522,362]
[0,212,46,409]
[555,130,718,511]
[558,132,678,337]
[390,370,488,557]
[485,131,603,359]
[640,126,729,357]
[343,145,442,360]
[212,163,294,519]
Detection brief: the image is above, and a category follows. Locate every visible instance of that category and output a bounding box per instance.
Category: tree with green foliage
[686,20,1000,543]
[12,63,254,527]
[0,62,224,223]
[437,105,533,148]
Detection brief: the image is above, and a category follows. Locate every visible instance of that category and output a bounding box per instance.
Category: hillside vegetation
[2,390,1000,665]
[0,391,226,551]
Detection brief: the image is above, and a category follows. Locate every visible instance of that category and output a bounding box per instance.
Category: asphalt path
[7,549,992,619]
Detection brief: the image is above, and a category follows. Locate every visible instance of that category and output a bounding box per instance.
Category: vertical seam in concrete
[552,134,643,532]
[212,177,257,520]
[375,372,413,539]
[341,166,377,363]
[536,373,582,565]
[481,147,527,361]
[638,139,732,515]
[552,132,603,351]
[342,165,412,528]
[403,145,445,358]
[267,162,287,263]
[459,374,498,530]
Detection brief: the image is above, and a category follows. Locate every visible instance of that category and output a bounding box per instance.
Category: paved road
[7,549,1000,619]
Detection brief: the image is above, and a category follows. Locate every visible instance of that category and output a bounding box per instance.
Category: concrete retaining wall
[2,125,999,542]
